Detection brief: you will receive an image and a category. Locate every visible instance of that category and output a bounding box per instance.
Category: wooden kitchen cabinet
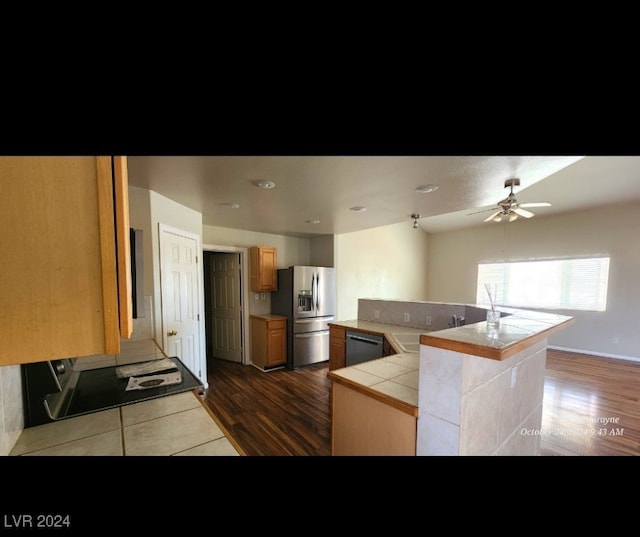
[0,156,132,366]
[249,246,277,291]
[329,325,346,370]
[250,314,287,369]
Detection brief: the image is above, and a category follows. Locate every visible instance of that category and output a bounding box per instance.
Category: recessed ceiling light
[253,180,276,189]
[306,219,320,224]
[415,184,439,194]
[221,202,240,209]
[350,206,367,212]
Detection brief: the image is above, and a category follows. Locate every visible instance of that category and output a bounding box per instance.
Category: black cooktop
[43,357,204,421]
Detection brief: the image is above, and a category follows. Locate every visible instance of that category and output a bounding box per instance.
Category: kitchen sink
[389,332,422,353]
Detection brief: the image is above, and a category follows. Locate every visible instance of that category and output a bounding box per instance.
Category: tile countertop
[328,320,422,416]
[72,338,170,371]
[328,319,426,338]
[11,338,245,456]
[419,307,574,361]
[327,307,574,417]
[10,390,243,456]
[327,352,419,417]
[249,314,288,321]
[328,320,427,354]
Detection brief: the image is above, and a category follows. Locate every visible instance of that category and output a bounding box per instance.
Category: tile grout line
[122,399,205,428]
[170,436,230,456]
[14,426,122,456]
[196,391,247,455]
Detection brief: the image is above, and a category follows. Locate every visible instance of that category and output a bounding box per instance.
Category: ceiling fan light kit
[475,178,551,224]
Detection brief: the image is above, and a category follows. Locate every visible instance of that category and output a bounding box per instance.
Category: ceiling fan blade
[519,202,551,208]
[513,207,535,218]
[483,210,502,222]
[468,206,499,216]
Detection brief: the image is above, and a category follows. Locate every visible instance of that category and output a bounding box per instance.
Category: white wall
[202,225,311,268]
[427,201,640,359]
[334,221,430,321]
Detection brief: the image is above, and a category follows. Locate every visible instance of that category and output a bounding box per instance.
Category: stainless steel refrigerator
[271,266,336,369]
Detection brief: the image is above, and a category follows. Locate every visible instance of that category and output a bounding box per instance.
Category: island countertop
[330,306,574,362]
[419,307,574,361]
[327,305,574,417]
[327,352,419,417]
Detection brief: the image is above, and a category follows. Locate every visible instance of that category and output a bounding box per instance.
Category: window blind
[476,257,610,311]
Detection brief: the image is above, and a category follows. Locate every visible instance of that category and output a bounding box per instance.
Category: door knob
[168,330,178,336]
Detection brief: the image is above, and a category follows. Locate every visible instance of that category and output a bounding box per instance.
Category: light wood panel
[331,382,416,455]
[0,156,121,364]
[329,325,346,370]
[113,156,133,339]
[96,157,120,355]
[249,246,277,291]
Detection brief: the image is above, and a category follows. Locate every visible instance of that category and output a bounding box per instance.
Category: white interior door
[209,252,242,362]
[160,226,202,380]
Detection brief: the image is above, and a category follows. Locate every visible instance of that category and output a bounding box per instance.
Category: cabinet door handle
[168,330,178,336]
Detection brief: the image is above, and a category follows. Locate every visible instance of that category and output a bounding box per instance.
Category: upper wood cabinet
[249,246,277,291]
[0,156,133,366]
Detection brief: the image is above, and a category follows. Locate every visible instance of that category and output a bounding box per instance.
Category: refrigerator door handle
[295,330,329,339]
[315,272,320,311]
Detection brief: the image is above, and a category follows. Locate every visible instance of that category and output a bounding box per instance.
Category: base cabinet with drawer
[329,325,346,371]
[250,314,287,370]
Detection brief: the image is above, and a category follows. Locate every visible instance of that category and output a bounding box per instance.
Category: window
[476,257,610,312]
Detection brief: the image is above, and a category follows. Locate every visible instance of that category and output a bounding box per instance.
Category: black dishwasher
[345,331,384,366]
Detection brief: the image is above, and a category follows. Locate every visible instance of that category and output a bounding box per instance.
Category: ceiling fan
[470,178,551,223]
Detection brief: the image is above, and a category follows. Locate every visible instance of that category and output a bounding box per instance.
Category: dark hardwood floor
[203,349,640,456]
[204,359,332,455]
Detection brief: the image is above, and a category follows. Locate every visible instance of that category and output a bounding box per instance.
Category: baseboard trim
[548,345,640,364]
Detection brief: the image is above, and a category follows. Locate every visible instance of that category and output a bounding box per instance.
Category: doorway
[203,246,248,366]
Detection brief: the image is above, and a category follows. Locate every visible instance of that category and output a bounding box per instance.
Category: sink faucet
[450,315,466,328]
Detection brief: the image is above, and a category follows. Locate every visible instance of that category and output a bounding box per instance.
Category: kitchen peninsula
[327,299,574,456]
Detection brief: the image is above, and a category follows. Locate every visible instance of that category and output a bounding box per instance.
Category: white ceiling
[127,155,640,237]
